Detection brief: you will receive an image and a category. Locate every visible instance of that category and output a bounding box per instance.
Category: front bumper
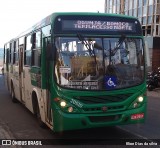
[52,103,146,132]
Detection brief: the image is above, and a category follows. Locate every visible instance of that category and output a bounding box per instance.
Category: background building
[105,0,160,71]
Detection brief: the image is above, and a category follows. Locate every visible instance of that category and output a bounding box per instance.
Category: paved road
[0,75,21,147]
[0,75,10,139]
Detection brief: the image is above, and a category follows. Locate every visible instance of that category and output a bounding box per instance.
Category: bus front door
[43,37,53,126]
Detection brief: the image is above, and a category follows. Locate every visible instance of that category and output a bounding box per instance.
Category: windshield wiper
[77,34,93,56]
[77,34,98,71]
[111,34,126,56]
[109,40,112,65]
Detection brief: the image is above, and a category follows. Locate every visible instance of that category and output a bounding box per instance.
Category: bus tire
[32,93,46,128]
[11,83,18,103]
[36,103,46,128]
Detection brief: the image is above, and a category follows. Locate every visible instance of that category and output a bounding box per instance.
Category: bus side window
[24,35,32,66]
[13,40,19,65]
[32,32,41,67]
[9,43,12,64]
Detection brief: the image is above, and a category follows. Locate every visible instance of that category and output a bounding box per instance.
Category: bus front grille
[74,94,133,104]
[82,105,124,113]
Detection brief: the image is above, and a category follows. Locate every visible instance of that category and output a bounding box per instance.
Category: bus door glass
[43,36,52,124]
[22,35,32,106]
[18,44,24,102]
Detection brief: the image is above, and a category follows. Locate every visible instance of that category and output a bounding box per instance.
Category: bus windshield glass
[55,36,144,90]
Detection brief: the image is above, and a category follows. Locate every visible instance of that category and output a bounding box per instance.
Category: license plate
[131,113,144,120]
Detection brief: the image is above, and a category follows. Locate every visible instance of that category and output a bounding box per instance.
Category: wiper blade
[77,34,98,70]
[109,40,112,65]
[112,34,126,56]
[77,34,93,56]
[117,34,126,48]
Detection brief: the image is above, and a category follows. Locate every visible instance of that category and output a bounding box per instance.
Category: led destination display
[62,20,137,32]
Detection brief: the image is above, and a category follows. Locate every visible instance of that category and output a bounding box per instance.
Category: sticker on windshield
[59,66,71,73]
[105,76,117,89]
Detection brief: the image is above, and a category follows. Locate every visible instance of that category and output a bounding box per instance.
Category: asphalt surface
[0,75,11,139]
[0,120,15,139]
[0,75,19,147]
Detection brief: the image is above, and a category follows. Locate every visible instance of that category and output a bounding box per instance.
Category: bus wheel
[11,84,18,103]
[36,103,46,128]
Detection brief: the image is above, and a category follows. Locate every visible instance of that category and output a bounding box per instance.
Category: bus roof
[5,12,140,44]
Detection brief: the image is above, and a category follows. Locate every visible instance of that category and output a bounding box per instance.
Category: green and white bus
[3,12,147,132]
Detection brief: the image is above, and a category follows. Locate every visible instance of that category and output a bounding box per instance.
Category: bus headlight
[129,95,145,109]
[137,96,143,103]
[54,97,80,113]
[60,101,67,107]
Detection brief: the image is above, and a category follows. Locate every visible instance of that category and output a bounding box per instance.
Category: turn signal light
[54,98,60,102]
[68,106,73,112]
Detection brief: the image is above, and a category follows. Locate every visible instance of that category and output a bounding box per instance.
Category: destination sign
[67,80,98,90]
[62,20,136,32]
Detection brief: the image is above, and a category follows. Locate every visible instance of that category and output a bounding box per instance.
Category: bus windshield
[55,36,144,90]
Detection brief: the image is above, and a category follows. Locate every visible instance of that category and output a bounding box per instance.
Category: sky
[0,0,105,47]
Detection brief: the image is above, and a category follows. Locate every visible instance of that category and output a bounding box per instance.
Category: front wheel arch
[32,91,46,128]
